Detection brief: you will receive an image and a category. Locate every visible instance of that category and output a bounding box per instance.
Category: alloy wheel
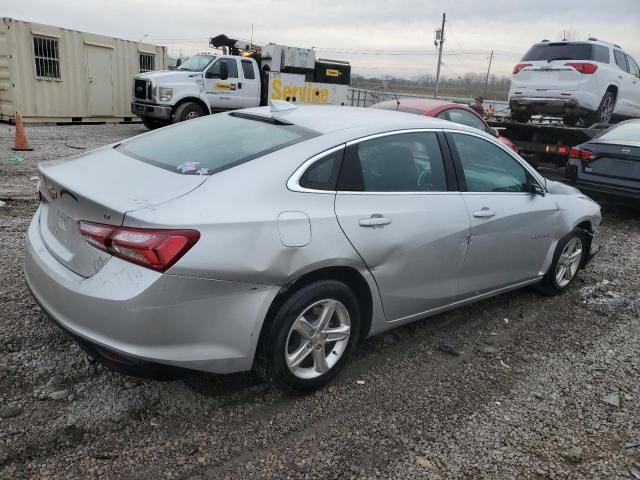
[555,238,583,288]
[600,96,614,123]
[285,299,351,379]
[185,111,201,120]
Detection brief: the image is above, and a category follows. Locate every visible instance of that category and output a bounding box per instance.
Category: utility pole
[433,12,446,99]
[483,49,494,98]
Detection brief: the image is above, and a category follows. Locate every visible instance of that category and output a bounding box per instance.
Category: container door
[86,45,114,116]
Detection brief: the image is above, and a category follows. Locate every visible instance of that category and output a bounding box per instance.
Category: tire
[173,101,205,123]
[562,114,579,127]
[256,280,361,394]
[511,111,531,123]
[535,229,587,296]
[141,117,169,130]
[584,91,615,126]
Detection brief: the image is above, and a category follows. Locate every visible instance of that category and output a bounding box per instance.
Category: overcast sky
[5,0,640,79]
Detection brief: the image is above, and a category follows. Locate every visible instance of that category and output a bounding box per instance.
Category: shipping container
[0,18,168,123]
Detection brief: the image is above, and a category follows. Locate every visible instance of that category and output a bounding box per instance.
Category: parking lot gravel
[1,123,639,479]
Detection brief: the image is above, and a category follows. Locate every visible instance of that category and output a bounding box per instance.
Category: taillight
[512,63,532,74]
[565,62,598,74]
[569,147,594,162]
[78,221,200,272]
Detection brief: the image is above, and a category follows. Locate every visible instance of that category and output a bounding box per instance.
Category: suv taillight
[570,147,594,162]
[512,63,532,74]
[565,62,598,74]
[78,221,200,272]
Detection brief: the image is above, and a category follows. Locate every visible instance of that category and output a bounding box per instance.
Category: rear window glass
[598,122,640,142]
[522,43,593,61]
[116,114,318,175]
[592,45,610,63]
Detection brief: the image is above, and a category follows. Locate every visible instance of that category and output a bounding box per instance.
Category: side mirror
[530,182,546,196]
[176,58,182,67]
[488,127,499,138]
[219,61,229,80]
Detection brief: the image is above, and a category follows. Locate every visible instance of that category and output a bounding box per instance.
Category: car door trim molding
[388,276,543,325]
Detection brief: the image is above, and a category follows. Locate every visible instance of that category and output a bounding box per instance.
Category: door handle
[359,215,392,227]
[473,208,496,218]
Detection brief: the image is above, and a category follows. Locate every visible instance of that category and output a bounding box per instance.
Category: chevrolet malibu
[25,105,601,393]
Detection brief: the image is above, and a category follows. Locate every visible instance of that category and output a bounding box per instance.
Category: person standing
[470,96,485,116]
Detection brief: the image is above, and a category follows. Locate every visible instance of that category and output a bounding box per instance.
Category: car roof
[531,39,628,52]
[236,104,470,135]
[371,98,456,112]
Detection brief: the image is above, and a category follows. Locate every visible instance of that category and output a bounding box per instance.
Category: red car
[371,98,518,153]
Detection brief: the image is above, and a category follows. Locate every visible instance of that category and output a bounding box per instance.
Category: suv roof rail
[541,39,549,42]
[587,37,623,49]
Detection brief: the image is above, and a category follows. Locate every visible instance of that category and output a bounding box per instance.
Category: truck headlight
[159,87,173,101]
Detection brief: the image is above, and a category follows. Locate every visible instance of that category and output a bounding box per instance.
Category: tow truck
[131,34,351,129]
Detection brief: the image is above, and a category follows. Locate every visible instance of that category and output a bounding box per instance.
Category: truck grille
[134,79,151,100]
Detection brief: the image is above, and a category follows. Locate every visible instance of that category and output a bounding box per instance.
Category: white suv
[509,39,640,126]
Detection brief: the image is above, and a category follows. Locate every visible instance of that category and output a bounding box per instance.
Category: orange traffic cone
[12,112,33,151]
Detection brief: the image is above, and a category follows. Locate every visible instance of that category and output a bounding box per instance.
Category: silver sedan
[24,105,601,393]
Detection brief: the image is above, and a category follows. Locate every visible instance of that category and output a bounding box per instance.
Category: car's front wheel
[173,101,205,123]
[256,280,360,394]
[536,229,587,295]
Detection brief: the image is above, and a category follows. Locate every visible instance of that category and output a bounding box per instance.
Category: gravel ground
[1,123,640,479]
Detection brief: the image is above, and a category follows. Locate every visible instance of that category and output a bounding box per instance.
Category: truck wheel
[511,111,531,123]
[584,91,615,126]
[255,280,360,395]
[141,118,169,130]
[173,102,205,123]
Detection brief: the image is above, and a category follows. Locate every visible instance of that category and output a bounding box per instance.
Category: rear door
[204,58,244,110]
[334,131,470,322]
[446,132,559,295]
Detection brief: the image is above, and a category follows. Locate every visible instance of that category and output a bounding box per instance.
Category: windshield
[116,113,319,175]
[178,55,216,71]
[597,122,640,143]
[522,43,592,62]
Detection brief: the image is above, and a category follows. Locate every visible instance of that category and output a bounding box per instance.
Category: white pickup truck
[132,39,351,129]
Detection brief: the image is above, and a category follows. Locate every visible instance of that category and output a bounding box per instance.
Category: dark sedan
[565,120,640,200]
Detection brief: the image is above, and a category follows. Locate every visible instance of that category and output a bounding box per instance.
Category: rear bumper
[131,101,172,121]
[565,162,640,200]
[509,90,599,116]
[24,210,279,374]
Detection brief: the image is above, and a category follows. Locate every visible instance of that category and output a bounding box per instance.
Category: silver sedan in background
[24,105,601,393]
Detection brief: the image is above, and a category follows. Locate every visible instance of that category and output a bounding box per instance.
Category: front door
[240,59,261,108]
[204,58,244,110]
[446,132,559,296]
[334,131,470,322]
[86,45,113,116]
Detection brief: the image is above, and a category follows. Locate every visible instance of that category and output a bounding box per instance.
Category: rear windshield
[117,114,318,175]
[598,122,640,142]
[522,43,599,62]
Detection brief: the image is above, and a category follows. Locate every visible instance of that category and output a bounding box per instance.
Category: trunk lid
[38,146,206,277]
[515,61,583,92]
[584,141,640,182]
